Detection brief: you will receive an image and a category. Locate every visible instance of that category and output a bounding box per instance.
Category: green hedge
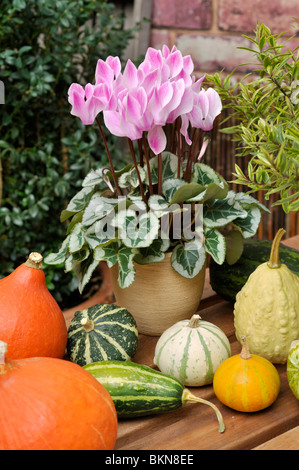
[0,0,136,304]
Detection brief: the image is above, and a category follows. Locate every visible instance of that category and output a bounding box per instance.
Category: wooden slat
[254,426,299,450]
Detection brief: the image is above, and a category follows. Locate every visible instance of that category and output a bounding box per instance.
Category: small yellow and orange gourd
[213,336,280,412]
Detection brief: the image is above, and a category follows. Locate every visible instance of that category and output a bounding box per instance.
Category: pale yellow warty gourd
[233,228,299,364]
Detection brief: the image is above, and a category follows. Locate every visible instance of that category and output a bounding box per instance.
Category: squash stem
[182,389,225,433]
[188,314,201,328]
[240,336,251,360]
[25,252,43,270]
[0,341,7,365]
[81,318,95,333]
[267,228,286,269]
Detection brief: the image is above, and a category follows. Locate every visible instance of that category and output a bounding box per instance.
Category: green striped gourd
[67,304,138,366]
[153,314,231,386]
[83,360,225,433]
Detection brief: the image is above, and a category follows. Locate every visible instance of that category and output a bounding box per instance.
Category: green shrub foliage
[208,22,299,213]
[0,0,135,303]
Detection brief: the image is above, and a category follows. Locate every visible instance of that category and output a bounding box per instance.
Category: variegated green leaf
[69,223,85,253]
[234,192,271,213]
[82,196,119,226]
[117,246,138,289]
[64,246,90,273]
[148,151,181,185]
[118,164,146,189]
[192,162,225,187]
[134,238,170,264]
[114,208,159,248]
[233,206,262,238]
[127,187,149,201]
[64,254,74,273]
[72,246,90,262]
[171,240,206,279]
[84,217,116,249]
[44,236,70,265]
[60,186,94,222]
[162,178,185,202]
[94,240,120,267]
[203,191,248,228]
[148,194,169,217]
[74,255,100,293]
[204,228,226,264]
[82,168,104,187]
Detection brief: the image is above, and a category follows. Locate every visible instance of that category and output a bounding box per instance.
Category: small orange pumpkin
[0,252,67,359]
[0,341,118,450]
[213,336,280,412]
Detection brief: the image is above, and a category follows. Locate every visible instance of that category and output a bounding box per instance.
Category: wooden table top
[113,235,299,451]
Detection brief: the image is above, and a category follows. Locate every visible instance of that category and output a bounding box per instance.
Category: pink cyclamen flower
[187,86,222,132]
[68,45,222,154]
[68,83,96,125]
[68,56,122,125]
[104,86,148,141]
[95,56,121,85]
[68,82,114,125]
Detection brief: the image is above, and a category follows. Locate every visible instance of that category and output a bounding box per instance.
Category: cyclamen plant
[45,45,269,292]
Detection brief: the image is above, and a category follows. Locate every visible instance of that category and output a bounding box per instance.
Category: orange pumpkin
[0,341,118,450]
[213,336,280,412]
[0,252,67,359]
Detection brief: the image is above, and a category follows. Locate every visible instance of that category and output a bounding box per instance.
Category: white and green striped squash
[67,304,138,366]
[153,314,231,386]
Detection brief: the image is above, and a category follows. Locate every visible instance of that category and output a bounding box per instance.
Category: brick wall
[150,0,299,75]
[149,0,299,239]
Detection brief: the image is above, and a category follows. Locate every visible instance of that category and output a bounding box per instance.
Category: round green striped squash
[67,304,138,366]
[153,314,231,386]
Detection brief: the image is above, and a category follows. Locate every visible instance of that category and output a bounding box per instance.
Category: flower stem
[177,118,181,179]
[137,138,144,167]
[158,153,162,195]
[185,128,202,182]
[142,134,154,195]
[127,139,147,204]
[95,117,122,196]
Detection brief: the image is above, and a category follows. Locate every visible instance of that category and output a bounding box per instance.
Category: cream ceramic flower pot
[109,252,206,336]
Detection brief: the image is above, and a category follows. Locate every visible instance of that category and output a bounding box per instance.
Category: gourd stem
[240,336,251,360]
[0,341,7,365]
[25,252,43,270]
[182,389,225,433]
[81,318,94,332]
[267,228,286,269]
[188,314,201,328]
